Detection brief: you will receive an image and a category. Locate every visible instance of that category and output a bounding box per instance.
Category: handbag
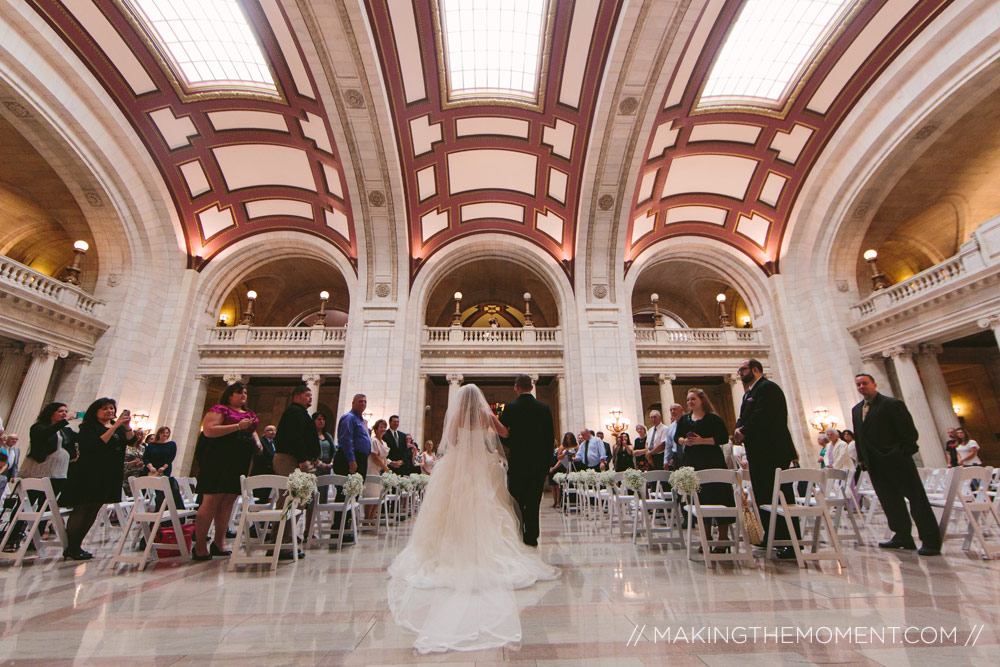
[740,486,764,546]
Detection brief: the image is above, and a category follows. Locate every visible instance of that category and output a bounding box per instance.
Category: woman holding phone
[63,398,133,560]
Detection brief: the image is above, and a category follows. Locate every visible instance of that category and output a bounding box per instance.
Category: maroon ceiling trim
[365,0,625,284]
[626,0,954,276]
[28,0,357,271]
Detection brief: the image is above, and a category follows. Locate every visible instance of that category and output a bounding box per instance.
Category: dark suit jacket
[383,430,414,474]
[735,377,797,468]
[851,392,919,464]
[498,392,554,483]
[253,436,276,475]
[274,403,320,463]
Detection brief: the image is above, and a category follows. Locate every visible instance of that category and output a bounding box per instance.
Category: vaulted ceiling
[21,0,960,284]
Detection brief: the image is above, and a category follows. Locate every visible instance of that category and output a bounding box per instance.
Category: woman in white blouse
[418,440,437,474]
[365,419,390,521]
[955,428,982,466]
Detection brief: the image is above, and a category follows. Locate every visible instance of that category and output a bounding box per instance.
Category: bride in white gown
[387,384,560,653]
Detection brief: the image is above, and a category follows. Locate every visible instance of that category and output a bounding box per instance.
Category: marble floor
[0,506,998,666]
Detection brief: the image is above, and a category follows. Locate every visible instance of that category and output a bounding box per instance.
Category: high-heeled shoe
[62,548,93,561]
[210,543,231,557]
[191,547,212,561]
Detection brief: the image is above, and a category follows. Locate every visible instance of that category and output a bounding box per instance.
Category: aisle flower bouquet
[342,473,364,501]
[622,468,646,493]
[399,475,416,493]
[285,469,318,518]
[414,474,431,490]
[582,470,599,486]
[598,470,617,488]
[553,472,567,485]
[668,466,701,496]
[566,471,583,485]
[381,472,400,492]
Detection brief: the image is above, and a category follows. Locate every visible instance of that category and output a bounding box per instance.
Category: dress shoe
[278,549,305,561]
[775,546,798,560]
[879,537,917,550]
[917,545,941,556]
[62,548,93,561]
[225,529,237,539]
[210,543,231,557]
[191,549,212,561]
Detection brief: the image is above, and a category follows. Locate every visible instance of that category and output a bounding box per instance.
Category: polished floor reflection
[0,507,997,665]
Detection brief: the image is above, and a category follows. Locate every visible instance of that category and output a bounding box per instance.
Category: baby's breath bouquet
[566,471,583,485]
[668,466,701,496]
[342,473,364,500]
[285,469,318,518]
[380,471,400,492]
[553,472,567,484]
[598,470,617,488]
[582,470,599,486]
[399,475,416,493]
[416,474,431,489]
[622,468,646,493]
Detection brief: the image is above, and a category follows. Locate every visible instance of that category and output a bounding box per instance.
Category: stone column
[727,374,745,418]
[0,344,28,426]
[862,354,893,397]
[222,373,248,385]
[885,346,946,468]
[555,373,568,437]
[447,373,464,409]
[529,373,539,397]
[915,344,959,439]
[302,373,323,413]
[657,373,675,413]
[979,314,1000,350]
[414,374,428,443]
[5,345,68,437]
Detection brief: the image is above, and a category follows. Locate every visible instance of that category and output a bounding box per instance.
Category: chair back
[774,467,825,507]
[240,474,290,510]
[129,475,177,512]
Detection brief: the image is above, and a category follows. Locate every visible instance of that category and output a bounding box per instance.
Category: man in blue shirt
[333,393,371,544]
[574,428,607,471]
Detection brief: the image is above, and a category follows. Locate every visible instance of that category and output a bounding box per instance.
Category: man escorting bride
[387,378,560,653]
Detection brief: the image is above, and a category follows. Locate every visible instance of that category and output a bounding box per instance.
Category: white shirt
[646,422,670,462]
[957,441,982,466]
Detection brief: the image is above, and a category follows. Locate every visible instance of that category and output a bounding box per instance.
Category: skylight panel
[127,0,277,94]
[699,0,856,108]
[439,0,547,103]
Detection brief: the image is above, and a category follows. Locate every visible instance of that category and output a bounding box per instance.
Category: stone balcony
[198,325,348,375]
[849,214,1000,353]
[633,326,769,374]
[0,255,108,355]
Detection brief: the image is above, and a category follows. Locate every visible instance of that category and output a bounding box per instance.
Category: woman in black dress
[548,432,576,507]
[193,382,260,560]
[632,424,649,471]
[612,432,633,472]
[675,388,734,552]
[63,398,134,560]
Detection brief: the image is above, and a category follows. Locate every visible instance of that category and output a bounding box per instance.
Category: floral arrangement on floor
[668,466,701,496]
[622,468,646,493]
[380,472,400,492]
[285,469,318,517]
[342,473,364,500]
[598,470,617,488]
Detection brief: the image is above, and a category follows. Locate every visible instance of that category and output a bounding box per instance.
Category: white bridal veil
[387,384,559,653]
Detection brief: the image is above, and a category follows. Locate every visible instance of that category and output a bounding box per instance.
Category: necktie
[862,402,870,420]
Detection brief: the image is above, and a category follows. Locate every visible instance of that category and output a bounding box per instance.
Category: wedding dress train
[387,384,560,653]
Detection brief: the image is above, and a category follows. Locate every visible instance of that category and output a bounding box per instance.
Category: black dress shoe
[278,549,305,560]
[225,529,237,539]
[879,537,917,550]
[918,545,941,556]
[210,543,231,556]
[62,548,93,561]
[191,549,213,561]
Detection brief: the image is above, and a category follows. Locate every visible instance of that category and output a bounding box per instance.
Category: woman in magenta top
[193,381,260,560]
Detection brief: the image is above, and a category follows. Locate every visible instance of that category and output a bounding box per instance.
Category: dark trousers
[867,452,941,547]
[332,450,368,527]
[749,463,801,542]
[509,474,545,546]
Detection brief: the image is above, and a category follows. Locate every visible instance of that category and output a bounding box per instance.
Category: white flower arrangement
[582,470,599,486]
[414,474,431,490]
[622,468,646,493]
[285,469,318,517]
[668,466,701,496]
[566,471,583,485]
[380,472,400,491]
[552,472,567,484]
[598,470,617,488]
[342,473,364,500]
[399,475,416,493]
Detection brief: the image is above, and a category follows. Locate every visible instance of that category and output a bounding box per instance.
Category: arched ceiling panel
[28,0,356,270]
[364,0,624,282]
[625,0,953,276]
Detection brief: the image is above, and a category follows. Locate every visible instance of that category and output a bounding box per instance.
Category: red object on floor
[155,524,195,558]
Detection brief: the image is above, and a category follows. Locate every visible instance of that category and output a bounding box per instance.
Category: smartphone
[75,411,85,419]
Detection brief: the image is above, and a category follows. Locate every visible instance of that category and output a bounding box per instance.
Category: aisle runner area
[0,506,997,665]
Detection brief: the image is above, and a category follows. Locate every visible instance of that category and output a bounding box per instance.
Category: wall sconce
[742,315,751,328]
[810,407,838,432]
[523,292,533,326]
[217,313,230,327]
[650,293,663,327]
[452,291,463,326]
[130,411,151,433]
[316,290,329,324]
[952,403,963,417]
[716,292,731,327]
[362,410,374,427]
[240,289,257,325]
[605,409,630,437]
[863,249,892,291]
[61,240,89,285]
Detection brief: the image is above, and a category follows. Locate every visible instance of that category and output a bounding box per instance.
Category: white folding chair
[357,474,386,534]
[305,475,358,549]
[762,468,847,568]
[111,476,197,569]
[0,478,68,565]
[940,467,1000,559]
[822,469,865,546]
[229,475,299,571]
[683,469,754,565]
[634,471,683,549]
[176,477,200,509]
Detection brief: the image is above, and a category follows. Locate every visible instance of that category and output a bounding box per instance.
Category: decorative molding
[343,89,366,108]
[374,283,391,298]
[1,99,32,118]
[83,190,104,207]
[598,194,615,211]
[618,96,638,115]
[368,190,386,207]
[592,284,608,299]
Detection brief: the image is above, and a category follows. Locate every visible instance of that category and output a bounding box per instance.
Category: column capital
[0,342,24,356]
[222,373,248,385]
[917,343,944,357]
[301,373,323,384]
[861,353,884,364]
[25,344,68,360]
[725,373,742,385]
[882,345,916,360]
[657,372,676,385]
[977,314,1000,330]
[529,373,539,381]
[447,373,464,385]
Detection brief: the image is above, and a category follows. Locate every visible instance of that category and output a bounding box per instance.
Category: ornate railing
[852,246,978,318]
[0,255,104,316]
[634,327,763,346]
[205,326,347,347]
[423,326,562,346]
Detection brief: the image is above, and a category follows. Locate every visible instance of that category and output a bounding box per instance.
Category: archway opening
[631,259,752,328]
